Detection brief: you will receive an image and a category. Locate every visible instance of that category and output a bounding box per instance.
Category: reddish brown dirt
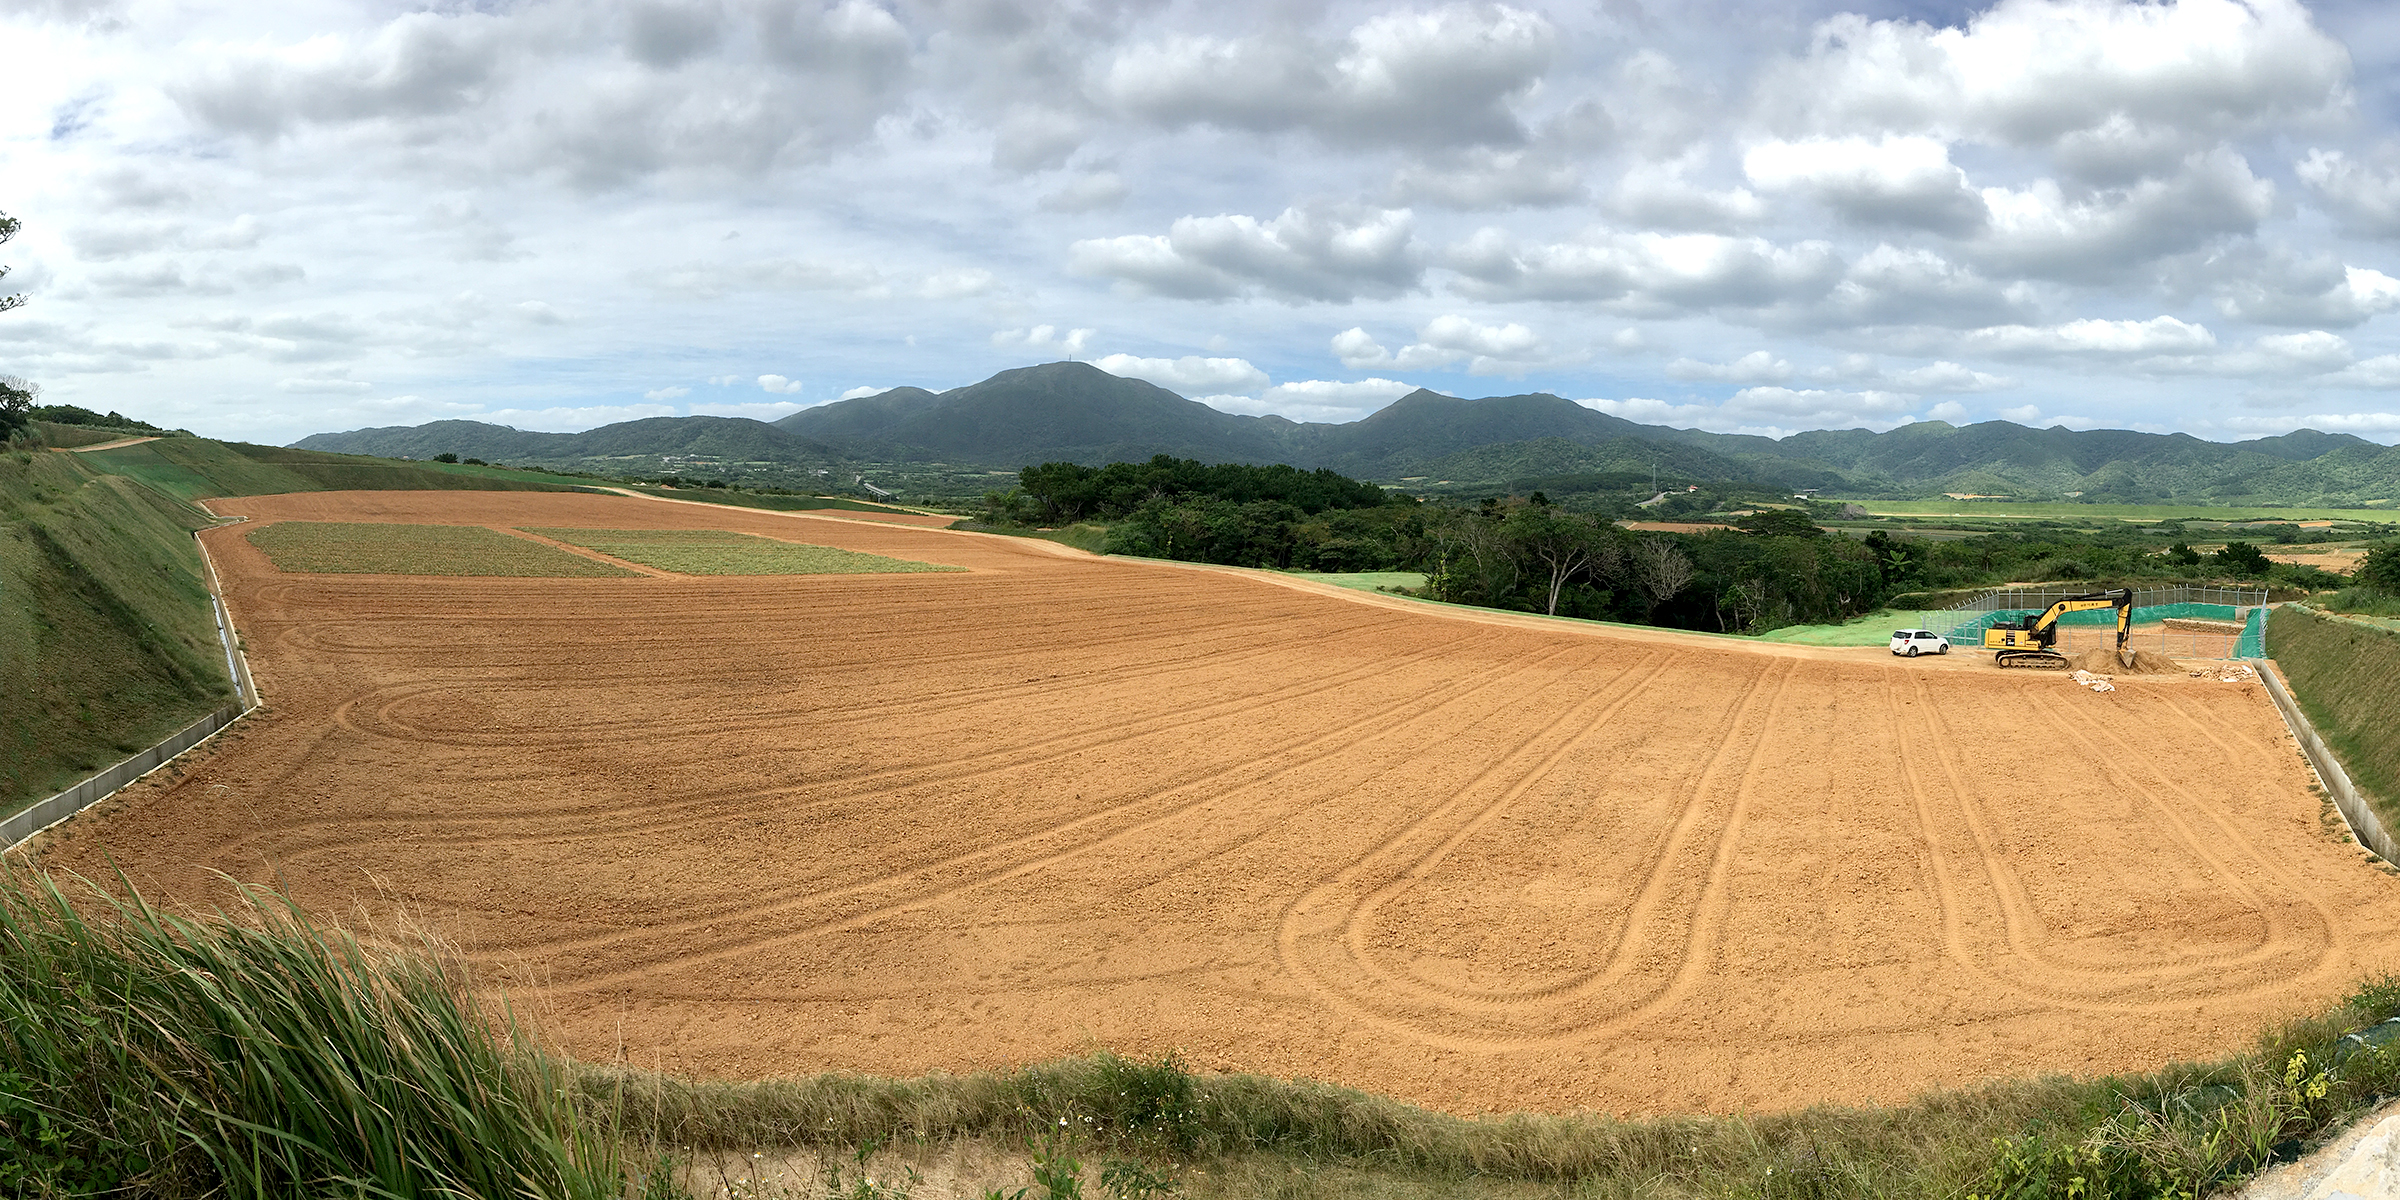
[35,491,2400,1116]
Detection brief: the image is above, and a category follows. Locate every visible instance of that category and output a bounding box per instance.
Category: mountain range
[295,361,2400,505]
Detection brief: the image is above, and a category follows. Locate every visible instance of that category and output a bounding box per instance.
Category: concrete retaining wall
[1,702,245,851]
[2260,662,2399,866]
[2,524,259,855]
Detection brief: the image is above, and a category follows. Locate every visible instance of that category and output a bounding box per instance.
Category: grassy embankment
[952,520,1112,554]
[8,856,2400,1199]
[2269,604,2400,833]
[0,442,233,817]
[72,435,591,503]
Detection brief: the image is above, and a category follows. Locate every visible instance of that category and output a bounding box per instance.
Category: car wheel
[1938,644,1949,654]
[1905,645,1920,657]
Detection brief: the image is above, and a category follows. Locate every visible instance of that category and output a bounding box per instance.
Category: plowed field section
[39,491,2400,1115]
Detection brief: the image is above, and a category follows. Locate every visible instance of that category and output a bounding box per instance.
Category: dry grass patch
[246,522,635,577]
[520,527,961,576]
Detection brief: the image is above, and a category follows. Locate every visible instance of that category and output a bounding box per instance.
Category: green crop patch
[521,527,962,575]
[247,522,636,577]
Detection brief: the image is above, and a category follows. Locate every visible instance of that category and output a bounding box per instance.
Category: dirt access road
[37,490,2400,1115]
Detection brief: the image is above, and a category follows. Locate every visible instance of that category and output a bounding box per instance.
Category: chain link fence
[1933,585,2269,660]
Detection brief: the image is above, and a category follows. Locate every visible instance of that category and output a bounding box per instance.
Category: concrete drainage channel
[1,523,261,855]
[2257,661,2398,866]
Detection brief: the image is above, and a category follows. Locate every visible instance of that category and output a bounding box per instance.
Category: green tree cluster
[0,209,28,438]
[1423,498,1887,630]
[991,455,1398,525]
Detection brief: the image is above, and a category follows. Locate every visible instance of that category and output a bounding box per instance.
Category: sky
[8,0,2400,447]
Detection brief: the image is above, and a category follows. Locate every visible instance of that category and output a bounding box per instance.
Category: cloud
[1091,353,1269,393]
[993,325,1094,355]
[1789,245,2037,330]
[1605,161,1767,233]
[171,2,917,188]
[2320,355,2400,389]
[1201,377,1418,421]
[2215,260,2400,327]
[1332,315,1555,374]
[1389,147,1585,209]
[2298,147,2400,238]
[277,375,372,394]
[1445,227,1840,315]
[1757,0,2352,163]
[1968,150,2275,283]
[67,215,262,261]
[2216,411,2400,433]
[840,385,889,400]
[1962,316,2217,357]
[756,374,803,394]
[918,269,997,300]
[643,385,690,400]
[1037,172,1129,213]
[1070,205,1421,302]
[653,258,990,302]
[1100,5,1556,150]
[2138,330,2353,376]
[1668,351,1792,385]
[1875,361,2014,392]
[1742,136,1985,234]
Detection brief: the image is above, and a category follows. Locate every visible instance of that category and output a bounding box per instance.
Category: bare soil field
[34,490,2400,1116]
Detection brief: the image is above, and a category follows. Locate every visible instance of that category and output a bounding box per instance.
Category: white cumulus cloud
[1091,353,1269,393]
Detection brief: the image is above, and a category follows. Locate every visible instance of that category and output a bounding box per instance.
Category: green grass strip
[521,528,961,576]
[247,522,636,577]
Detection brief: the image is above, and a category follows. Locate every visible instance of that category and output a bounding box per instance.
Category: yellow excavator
[1981,588,2133,669]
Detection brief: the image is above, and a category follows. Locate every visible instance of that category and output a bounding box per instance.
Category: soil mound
[2067,648,2182,674]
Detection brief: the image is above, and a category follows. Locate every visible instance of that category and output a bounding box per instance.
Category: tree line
[980,458,2373,634]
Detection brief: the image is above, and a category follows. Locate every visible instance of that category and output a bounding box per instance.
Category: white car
[1890,629,1950,657]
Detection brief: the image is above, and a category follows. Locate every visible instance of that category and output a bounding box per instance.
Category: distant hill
[293,361,2400,505]
[779,364,1295,464]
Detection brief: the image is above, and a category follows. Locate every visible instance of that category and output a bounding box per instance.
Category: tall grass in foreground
[589,992,2400,1200]
[0,866,649,1199]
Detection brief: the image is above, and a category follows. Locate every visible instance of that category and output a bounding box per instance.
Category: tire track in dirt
[1894,672,2333,1010]
[1277,658,1799,1050]
[514,640,1610,988]
[317,606,1425,750]
[236,629,1516,864]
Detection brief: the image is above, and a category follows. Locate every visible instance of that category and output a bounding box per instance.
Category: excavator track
[1995,649,2072,670]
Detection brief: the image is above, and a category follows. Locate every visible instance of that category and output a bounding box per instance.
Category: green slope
[0,445,234,815]
[75,437,591,502]
[2269,605,2400,832]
